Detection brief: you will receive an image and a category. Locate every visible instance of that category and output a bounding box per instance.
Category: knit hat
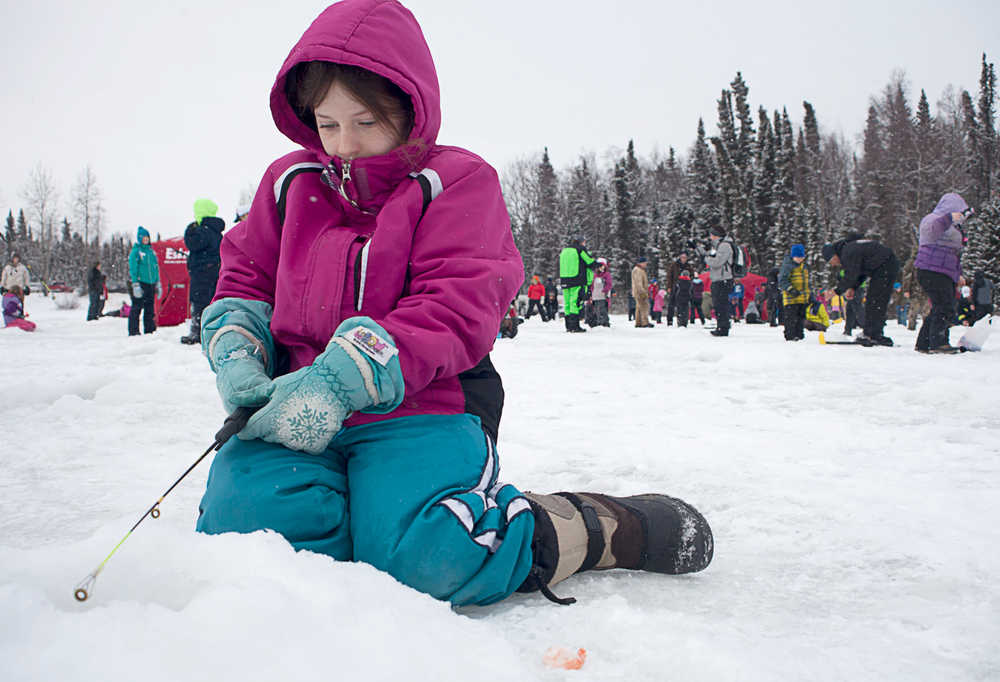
[638,256,648,263]
[790,244,805,258]
[821,243,836,261]
[193,198,219,223]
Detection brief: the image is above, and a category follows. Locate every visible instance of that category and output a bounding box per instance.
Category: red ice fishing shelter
[151,238,190,327]
[695,271,768,317]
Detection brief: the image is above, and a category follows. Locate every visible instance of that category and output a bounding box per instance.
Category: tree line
[4,56,998,298]
[502,55,1000,301]
[1,165,135,291]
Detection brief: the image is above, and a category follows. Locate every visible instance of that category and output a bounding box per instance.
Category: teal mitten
[201,298,277,414]
[239,317,404,454]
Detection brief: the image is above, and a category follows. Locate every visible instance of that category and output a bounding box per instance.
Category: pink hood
[271,0,440,163]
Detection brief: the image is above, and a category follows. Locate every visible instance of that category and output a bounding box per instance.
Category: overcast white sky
[2,0,998,241]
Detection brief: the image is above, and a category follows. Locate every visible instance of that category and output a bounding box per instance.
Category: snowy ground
[2,295,999,682]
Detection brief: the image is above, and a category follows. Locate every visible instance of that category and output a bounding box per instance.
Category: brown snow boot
[517,491,713,604]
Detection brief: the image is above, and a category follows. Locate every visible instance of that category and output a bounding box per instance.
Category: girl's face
[314,82,403,161]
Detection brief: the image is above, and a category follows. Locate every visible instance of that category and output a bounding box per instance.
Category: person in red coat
[526,274,547,320]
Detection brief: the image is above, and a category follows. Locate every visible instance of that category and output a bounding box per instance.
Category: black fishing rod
[73,406,256,602]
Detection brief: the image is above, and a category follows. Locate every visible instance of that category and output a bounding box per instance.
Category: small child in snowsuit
[2,286,36,332]
[526,275,547,320]
[779,244,809,341]
[690,274,706,325]
[499,300,522,338]
[674,270,692,327]
[652,286,666,323]
[804,296,830,331]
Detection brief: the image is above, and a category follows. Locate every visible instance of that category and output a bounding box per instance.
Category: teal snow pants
[196,413,535,607]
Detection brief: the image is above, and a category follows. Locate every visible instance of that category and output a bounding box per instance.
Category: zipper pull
[338,160,354,204]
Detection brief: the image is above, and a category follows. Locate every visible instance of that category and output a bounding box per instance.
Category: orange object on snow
[543,647,587,670]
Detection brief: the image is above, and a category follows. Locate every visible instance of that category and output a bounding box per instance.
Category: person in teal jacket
[127,226,161,336]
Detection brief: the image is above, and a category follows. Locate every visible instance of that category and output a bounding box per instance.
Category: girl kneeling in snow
[196,0,712,607]
[2,286,36,332]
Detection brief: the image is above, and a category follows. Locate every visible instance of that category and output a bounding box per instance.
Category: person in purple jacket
[912,193,972,353]
[194,0,711,608]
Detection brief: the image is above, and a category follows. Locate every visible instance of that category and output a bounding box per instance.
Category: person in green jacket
[128,226,161,336]
[558,237,596,333]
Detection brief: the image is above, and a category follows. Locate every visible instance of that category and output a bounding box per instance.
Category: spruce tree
[611,141,643,292]
[16,209,28,240]
[564,155,606,260]
[534,147,562,280]
[753,107,777,269]
[688,119,721,242]
[960,89,983,206]
[964,198,1000,282]
[3,210,15,260]
[770,109,798,266]
[977,54,996,200]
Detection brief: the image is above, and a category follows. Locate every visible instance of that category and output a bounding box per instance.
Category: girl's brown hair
[285,61,415,145]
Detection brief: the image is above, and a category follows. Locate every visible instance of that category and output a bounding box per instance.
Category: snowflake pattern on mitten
[274,390,347,454]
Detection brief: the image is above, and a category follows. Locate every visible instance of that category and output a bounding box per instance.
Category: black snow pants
[710,280,733,334]
[87,291,104,320]
[675,292,691,326]
[783,303,805,340]
[916,269,957,350]
[128,282,156,336]
[689,296,704,324]
[862,254,899,340]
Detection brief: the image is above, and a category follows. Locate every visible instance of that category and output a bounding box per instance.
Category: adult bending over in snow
[195,0,712,608]
[821,234,899,347]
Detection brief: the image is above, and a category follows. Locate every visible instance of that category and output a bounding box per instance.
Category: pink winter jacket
[653,289,666,312]
[213,0,523,428]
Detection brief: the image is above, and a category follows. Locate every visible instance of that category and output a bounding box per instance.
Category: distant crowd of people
[513,193,993,354]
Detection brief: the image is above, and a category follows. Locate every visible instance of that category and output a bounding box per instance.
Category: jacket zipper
[353,236,371,311]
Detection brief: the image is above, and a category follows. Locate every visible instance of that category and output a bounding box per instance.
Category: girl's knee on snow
[197,437,350,554]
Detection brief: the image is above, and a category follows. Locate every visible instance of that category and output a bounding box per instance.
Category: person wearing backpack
[194,0,713,609]
[972,270,994,321]
[694,226,734,336]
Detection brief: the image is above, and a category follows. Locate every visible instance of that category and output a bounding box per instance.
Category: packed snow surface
[2,296,999,681]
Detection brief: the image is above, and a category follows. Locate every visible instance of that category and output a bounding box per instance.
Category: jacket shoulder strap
[408,168,444,217]
[273,162,325,225]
